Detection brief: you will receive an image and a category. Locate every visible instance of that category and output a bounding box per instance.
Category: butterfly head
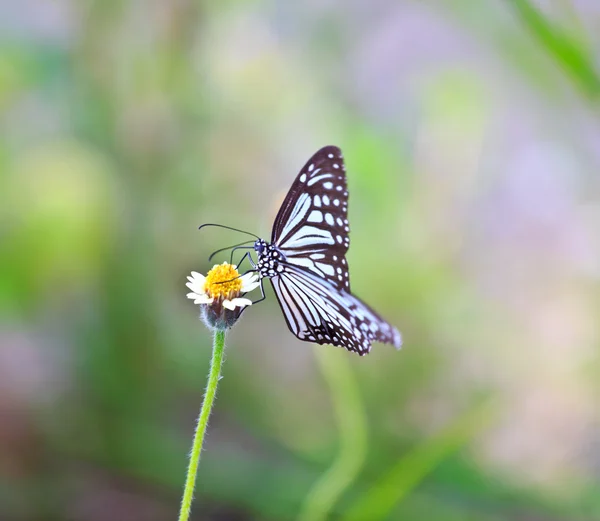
[253,238,268,255]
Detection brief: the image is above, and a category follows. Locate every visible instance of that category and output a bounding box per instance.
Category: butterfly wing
[270,263,402,355]
[272,146,351,291]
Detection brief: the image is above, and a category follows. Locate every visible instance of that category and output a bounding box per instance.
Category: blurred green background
[1,1,600,520]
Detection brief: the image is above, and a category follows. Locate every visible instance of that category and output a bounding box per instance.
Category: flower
[186,262,260,330]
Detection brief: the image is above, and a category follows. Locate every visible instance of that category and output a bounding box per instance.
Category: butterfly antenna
[198,223,260,240]
[208,240,255,262]
[215,268,258,285]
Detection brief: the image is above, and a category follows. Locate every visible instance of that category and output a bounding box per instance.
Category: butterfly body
[250,145,402,356]
[254,239,286,278]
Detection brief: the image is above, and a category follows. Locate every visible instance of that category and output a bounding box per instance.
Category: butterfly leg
[250,278,266,305]
[234,250,249,268]
[230,246,255,266]
[232,252,264,303]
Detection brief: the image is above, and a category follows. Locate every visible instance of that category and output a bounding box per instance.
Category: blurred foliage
[1,1,600,520]
[299,348,367,521]
[508,0,600,101]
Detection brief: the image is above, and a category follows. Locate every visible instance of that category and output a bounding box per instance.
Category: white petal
[190,271,206,284]
[241,271,258,282]
[232,297,253,307]
[193,295,214,305]
[185,280,206,293]
[223,297,252,310]
[242,279,260,293]
[241,272,258,288]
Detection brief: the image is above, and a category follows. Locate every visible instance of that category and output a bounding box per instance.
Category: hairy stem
[178,329,226,521]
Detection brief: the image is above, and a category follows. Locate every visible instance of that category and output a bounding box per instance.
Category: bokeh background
[2,1,600,520]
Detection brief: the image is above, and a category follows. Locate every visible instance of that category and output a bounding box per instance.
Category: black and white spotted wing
[253,145,402,355]
[271,263,402,355]
[272,146,351,291]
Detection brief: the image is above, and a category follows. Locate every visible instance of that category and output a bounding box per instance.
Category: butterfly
[249,145,402,356]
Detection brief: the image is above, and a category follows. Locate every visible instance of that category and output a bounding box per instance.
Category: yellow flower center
[204,263,242,299]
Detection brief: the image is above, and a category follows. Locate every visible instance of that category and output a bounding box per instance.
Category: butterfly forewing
[270,264,401,355]
[272,146,351,291]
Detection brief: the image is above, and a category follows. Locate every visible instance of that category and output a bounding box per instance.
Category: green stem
[178,329,226,521]
[298,347,368,521]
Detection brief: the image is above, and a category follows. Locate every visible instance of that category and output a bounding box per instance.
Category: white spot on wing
[284,226,335,248]
[308,210,323,223]
[307,172,333,186]
[318,263,335,276]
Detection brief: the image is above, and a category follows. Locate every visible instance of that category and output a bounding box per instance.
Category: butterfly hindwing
[270,264,401,355]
